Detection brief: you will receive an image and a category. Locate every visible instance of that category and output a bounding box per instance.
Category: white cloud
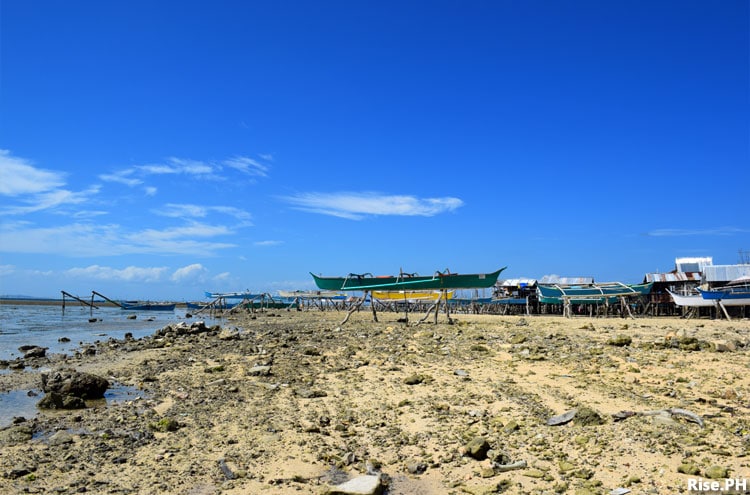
[2,185,102,215]
[0,150,66,196]
[171,263,208,283]
[254,240,283,247]
[223,156,269,177]
[165,157,215,175]
[99,169,142,187]
[0,221,238,257]
[0,150,99,216]
[0,264,15,276]
[157,203,252,223]
[646,227,748,237]
[213,272,231,282]
[280,192,464,220]
[66,265,169,283]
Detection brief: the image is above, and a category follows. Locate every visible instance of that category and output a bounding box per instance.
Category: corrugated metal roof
[498,278,537,287]
[675,257,713,273]
[539,276,594,285]
[702,264,750,283]
[643,272,702,283]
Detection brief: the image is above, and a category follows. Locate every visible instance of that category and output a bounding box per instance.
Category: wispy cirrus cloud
[0,150,100,215]
[98,169,142,187]
[100,155,271,189]
[645,227,749,237]
[156,203,252,223]
[223,156,269,177]
[280,192,464,220]
[254,240,283,247]
[0,150,66,195]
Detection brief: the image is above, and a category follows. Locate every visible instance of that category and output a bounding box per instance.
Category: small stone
[247,365,271,376]
[407,462,428,474]
[607,335,632,347]
[465,437,491,460]
[48,430,74,446]
[523,469,546,478]
[713,340,736,352]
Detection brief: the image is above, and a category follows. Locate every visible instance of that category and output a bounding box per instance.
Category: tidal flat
[1,310,749,494]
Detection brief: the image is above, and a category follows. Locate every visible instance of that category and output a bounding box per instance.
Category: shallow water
[0,303,220,427]
[0,303,216,361]
[0,383,149,428]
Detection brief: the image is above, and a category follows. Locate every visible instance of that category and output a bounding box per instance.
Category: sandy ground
[1,309,750,494]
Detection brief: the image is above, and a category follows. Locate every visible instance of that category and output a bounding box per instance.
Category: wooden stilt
[369,291,378,322]
[718,300,731,321]
[61,290,99,313]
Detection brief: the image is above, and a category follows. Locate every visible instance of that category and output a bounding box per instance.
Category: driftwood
[339,291,377,325]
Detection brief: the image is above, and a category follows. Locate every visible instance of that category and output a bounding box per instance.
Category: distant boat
[277,290,346,300]
[537,282,653,304]
[666,289,714,307]
[204,291,263,299]
[372,290,453,301]
[186,301,239,310]
[310,268,506,291]
[120,302,176,311]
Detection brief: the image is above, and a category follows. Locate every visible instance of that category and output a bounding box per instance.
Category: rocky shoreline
[1,310,749,494]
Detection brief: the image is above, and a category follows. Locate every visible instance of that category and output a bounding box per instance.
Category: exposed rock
[20,345,47,358]
[37,391,87,409]
[607,335,632,347]
[247,365,272,376]
[326,474,384,495]
[713,340,736,352]
[704,465,729,479]
[41,370,109,399]
[0,425,33,446]
[465,436,491,460]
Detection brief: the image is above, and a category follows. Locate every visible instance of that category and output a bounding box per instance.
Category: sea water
[0,302,219,427]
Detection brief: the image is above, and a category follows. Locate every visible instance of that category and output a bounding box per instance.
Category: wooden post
[369,291,378,322]
[443,290,452,324]
[717,300,731,321]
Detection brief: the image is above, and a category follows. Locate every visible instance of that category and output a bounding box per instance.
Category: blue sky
[1,1,748,300]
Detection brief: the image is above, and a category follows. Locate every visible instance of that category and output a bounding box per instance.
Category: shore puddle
[0,383,148,428]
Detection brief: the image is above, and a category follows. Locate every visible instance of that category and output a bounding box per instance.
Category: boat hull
[205,291,263,299]
[121,303,175,311]
[667,290,714,307]
[697,287,750,306]
[372,290,453,301]
[310,268,505,291]
[277,290,346,300]
[537,282,653,305]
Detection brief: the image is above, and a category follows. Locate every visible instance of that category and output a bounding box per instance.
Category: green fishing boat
[310,267,506,291]
[537,282,653,304]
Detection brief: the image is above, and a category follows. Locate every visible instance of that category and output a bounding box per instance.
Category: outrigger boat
[667,289,714,308]
[277,290,346,300]
[204,291,263,299]
[697,281,750,306]
[311,267,505,325]
[310,268,506,292]
[120,301,176,311]
[537,282,653,305]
